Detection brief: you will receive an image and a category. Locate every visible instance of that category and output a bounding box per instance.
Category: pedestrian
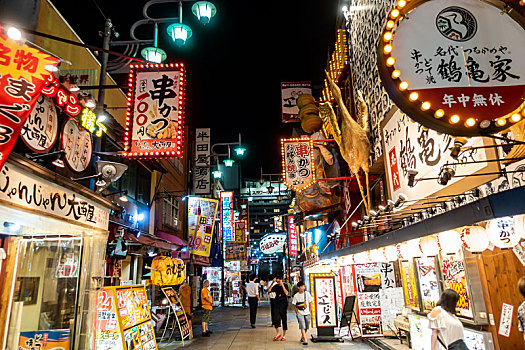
[246,274,260,328]
[257,278,263,298]
[292,281,313,345]
[201,279,214,337]
[241,278,247,308]
[291,281,299,298]
[284,277,292,296]
[269,274,289,341]
[428,289,468,350]
[517,276,525,343]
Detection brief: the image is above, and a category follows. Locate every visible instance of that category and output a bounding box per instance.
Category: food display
[354,264,382,337]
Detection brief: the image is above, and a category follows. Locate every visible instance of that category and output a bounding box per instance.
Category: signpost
[161,287,191,344]
[310,273,342,343]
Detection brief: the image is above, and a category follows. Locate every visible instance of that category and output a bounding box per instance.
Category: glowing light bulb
[391,70,401,79]
[465,118,476,127]
[435,109,445,119]
[409,92,419,101]
[511,114,521,123]
[384,44,393,54]
[383,32,393,41]
[391,9,400,18]
[421,102,431,110]
[386,57,395,66]
[386,20,395,29]
[399,81,409,90]
[450,115,460,124]
[496,118,507,127]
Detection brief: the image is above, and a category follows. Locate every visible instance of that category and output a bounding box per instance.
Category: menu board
[440,251,473,319]
[415,257,440,312]
[379,287,404,336]
[408,313,433,350]
[354,263,382,337]
[161,287,191,342]
[310,273,338,328]
[94,285,157,350]
[399,259,420,310]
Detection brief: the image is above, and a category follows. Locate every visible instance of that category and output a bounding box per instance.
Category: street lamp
[192,1,217,25]
[234,146,246,156]
[212,170,223,179]
[167,23,193,46]
[223,158,234,167]
[141,47,167,63]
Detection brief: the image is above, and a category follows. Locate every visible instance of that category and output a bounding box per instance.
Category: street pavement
[158,301,372,350]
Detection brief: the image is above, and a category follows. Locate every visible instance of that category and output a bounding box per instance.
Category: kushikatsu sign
[281,138,316,193]
[378,0,525,136]
[123,63,185,159]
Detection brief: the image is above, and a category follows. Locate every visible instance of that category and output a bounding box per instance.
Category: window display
[415,256,440,312]
[202,267,222,306]
[354,263,382,337]
[400,259,420,310]
[439,250,474,319]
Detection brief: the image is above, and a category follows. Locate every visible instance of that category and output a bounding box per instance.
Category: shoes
[202,332,210,337]
[300,338,304,343]
[206,330,213,334]
[273,335,282,341]
[302,341,308,345]
[251,324,256,328]
[281,337,287,341]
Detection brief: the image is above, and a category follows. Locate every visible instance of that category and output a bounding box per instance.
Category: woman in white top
[428,289,468,350]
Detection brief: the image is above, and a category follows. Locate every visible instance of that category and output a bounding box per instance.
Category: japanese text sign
[41,74,81,117]
[288,216,297,256]
[0,27,59,170]
[221,191,234,243]
[80,108,106,137]
[498,302,513,337]
[354,263,383,337]
[21,95,58,153]
[187,196,218,257]
[151,256,185,286]
[259,233,286,254]
[440,251,473,318]
[19,330,70,350]
[234,220,247,243]
[281,138,316,193]
[194,127,211,194]
[310,273,338,328]
[281,81,312,123]
[379,0,525,136]
[61,118,93,173]
[225,241,247,261]
[124,63,185,158]
[161,287,191,341]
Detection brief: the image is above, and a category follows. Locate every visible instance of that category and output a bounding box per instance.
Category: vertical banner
[310,273,338,328]
[0,27,59,170]
[400,259,420,310]
[281,138,316,193]
[124,63,185,158]
[161,287,191,343]
[288,216,297,256]
[221,191,234,243]
[281,81,312,123]
[187,197,218,257]
[234,220,247,243]
[354,263,382,337]
[194,128,211,194]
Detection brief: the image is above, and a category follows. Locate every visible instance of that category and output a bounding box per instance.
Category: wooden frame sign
[310,273,338,328]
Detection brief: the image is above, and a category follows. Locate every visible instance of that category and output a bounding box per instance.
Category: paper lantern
[487,217,520,249]
[151,256,186,286]
[383,245,398,261]
[438,230,462,254]
[514,215,525,239]
[420,235,439,256]
[354,252,368,264]
[460,226,489,253]
[397,242,414,260]
[370,249,386,263]
[407,238,422,257]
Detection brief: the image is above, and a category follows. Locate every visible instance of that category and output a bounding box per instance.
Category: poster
[21,95,58,152]
[0,26,59,170]
[379,287,404,336]
[187,196,218,257]
[440,251,473,318]
[288,216,297,256]
[310,273,338,328]
[498,303,513,337]
[408,313,433,350]
[280,81,312,123]
[234,220,247,243]
[224,242,247,261]
[354,264,382,336]
[161,287,191,341]
[194,128,210,194]
[416,256,440,311]
[61,119,93,173]
[380,262,396,289]
[400,259,420,310]
[281,138,316,193]
[221,191,234,243]
[19,330,70,350]
[95,288,123,349]
[125,64,185,158]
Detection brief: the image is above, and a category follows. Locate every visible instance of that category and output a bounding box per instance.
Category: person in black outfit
[269,274,289,341]
[246,274,260,328]
[241,278,247,308]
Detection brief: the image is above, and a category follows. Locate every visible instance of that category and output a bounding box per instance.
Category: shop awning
[155,230,188,247]
[321,186,525,260]
[123,232,182,251]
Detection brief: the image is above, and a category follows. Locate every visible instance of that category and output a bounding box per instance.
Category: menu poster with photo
[161,287,191,341]
[379,287,404,336]
[408,314,433,350]
[440,251,473,319]
[354,264,382,337]
[415,257,440,311]
[399,259,420,310]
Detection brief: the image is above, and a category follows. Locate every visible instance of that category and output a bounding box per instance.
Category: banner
[187,196,218,257]
[221,191,234,243]
[354,263,382,337]
[310,273,338,328]
[19,330,70,350]
[124,63,185,158]
[281,81,312,123]
[194,128,211,194]
[234,220,247,243]
[150,256,185,286]
[288,216,297,256]
[0,27,59,170]
[281,138,316,193]
[224,242,247,261]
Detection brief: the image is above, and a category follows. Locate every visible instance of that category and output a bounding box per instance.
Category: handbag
[438,336,469,350]
[295,293,307,311]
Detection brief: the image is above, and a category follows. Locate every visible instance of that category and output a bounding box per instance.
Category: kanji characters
[490,55,520,82]
[436,56,462,82]
[5,77,35,102]
[149,74,176,106]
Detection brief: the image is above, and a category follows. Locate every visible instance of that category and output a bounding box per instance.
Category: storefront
[0,155,114,350]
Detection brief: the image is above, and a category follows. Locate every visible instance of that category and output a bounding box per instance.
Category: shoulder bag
[437,336,469,350]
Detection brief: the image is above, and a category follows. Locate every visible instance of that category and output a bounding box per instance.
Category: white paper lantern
[398,242,415,260]
[407,238,422,257]
[459,226,489,253]
[514,214,525,240]
[370,249,386,263]
[420,235,439,256]
[438,230,462,254]
[487,217,520,249]
[354,252,368,264]
[383,245,399,261]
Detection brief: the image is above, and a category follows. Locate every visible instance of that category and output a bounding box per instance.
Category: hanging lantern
[514,214,525,240]
[192,1,217,25]
[420,235,439,256]
[398,242,415,260]
[370,249,386,263]
[460,226,489,253]
[383,245,399,261]
[438,230,462,254]
[167,23,193,46]
[487,217,520,249]
[141,47,167,63]
[354,252,368,264]
[407,238,422,257]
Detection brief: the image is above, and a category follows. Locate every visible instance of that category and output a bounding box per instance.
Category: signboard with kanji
[234,220,247,243]
[21,95,58,153]
[281,138,316,193]
[123,63,185,158]
[194,128,211,194]
[281,81,312,123]
[0,25,59,170]
[221,191,234,243]
[310,273,338,328]
[378,0,525,136]
[187,196,218,257]
[225,241,247,261]
[288,216,297,256]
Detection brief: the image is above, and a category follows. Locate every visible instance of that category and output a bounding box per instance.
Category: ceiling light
[119,193,129,202]
[52,158,64,168]
[85,99,96,109]
[95,178,106,187]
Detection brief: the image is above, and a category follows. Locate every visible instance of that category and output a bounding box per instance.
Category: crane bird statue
[319,71,372,214]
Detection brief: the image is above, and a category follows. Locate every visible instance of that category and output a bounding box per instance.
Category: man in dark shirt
[269,275,289,341]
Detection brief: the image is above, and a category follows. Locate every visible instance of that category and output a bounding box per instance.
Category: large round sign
[259,233,286,254]
[21,95,58,153]
[378,0,525,136]
[61,119,93,173]
[487,217,520,249]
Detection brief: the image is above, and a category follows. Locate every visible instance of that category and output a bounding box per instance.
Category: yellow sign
[80,108,107,137]
[151,256,186,286]
[400,259,419,310]
[234,220,247,243]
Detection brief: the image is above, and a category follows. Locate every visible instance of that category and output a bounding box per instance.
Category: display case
[464,328,495,350]
[202,267,222,306]
[415,256,440,312]
[399,259,421,311]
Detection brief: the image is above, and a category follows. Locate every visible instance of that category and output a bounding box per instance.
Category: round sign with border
[61,118,93,173]
[21,95,59,153]
[377,0,525,136]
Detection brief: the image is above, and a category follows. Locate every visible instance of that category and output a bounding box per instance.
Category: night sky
[52,0,338,178]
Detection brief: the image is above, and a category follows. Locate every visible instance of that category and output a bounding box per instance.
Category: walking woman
[269,275,289,341]
[428,289,468,350]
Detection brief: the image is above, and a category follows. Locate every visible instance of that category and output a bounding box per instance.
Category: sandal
[273,335,282,341]
[281,337,287,341]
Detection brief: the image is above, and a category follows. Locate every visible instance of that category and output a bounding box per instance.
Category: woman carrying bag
[429,289,469,350]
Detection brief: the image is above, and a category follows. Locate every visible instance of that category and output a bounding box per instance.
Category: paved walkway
[158,302,372,349]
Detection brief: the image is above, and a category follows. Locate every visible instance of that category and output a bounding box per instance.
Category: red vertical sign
[0,27,59,170]
[288,216,297,256]
[388,147,401,192]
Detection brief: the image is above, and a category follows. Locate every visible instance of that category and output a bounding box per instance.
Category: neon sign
[80,108,106,137]
[42,75,81,117]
